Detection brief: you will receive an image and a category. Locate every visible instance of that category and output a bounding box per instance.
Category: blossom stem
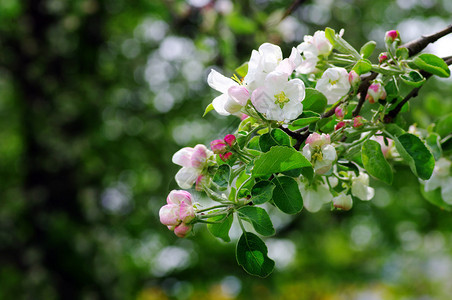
[196,204,230,213]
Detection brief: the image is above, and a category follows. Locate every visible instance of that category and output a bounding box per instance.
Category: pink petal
[174,223,193,238]
[159,204,181,226]
[172,147,194,168]
[180,200,195,223]
[167,190,193,205]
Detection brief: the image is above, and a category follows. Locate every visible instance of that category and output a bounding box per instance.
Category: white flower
[296,31,332,74]
[172,144,213,189]
[245,43,301,91]
[251,71,305,122]
[299,182,333,213]
[315,67,351,104]
[302,133,337,174]
[207,69,250,116]
[351,173,375,201]
[424,158,452,204]
[332,193,353,210]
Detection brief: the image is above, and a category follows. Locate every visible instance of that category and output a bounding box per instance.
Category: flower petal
[159,204,181,226]
[175,167,199,189]
[172,147,194,168]
[167,190,193,205]
[207,69,237,94]
[212,94,231,116]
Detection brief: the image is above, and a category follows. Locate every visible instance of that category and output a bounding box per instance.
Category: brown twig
[281,0,307,21]
[383,56,452,123]
[402,24,452,57]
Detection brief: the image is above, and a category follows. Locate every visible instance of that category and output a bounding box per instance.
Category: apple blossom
[299,181,333,213]
[211,139,227,154]
[207,69,250,116]
[385,30,400,44]
[244,43,301,91]
[224,134,237,147]
[379,52,389,64]
[423,158,452,204]
[351,173,375,201]
[335,121,346,131]
[251,71,305,122]
[220,152,233,161]
[159,190,196,238]
[333,193,353,210]
[302,133,337,174]
[296,31,332,74]
[335,106,345,119]
[172,144,214,189]
[315,67,351,104]
[353,116,364,128]
[370,135,394,158]
[366,82,386,104]
[348,70,360,87]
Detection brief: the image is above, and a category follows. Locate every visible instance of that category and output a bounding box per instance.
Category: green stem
[236,175,253,200]
[196,204,230,213]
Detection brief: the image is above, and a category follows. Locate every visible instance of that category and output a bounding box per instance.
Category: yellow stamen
[274,91,290,109]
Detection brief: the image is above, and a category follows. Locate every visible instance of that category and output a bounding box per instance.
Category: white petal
[441,178,452,204]
[322,145,337,161]
[207,69,237,94]
[284,78,305,102]
[258,43,283,72]
[172,147,194,167]
[302,145,312,161]
[424,174,441,192]
[175,167,199,189]
[212,94,231,116]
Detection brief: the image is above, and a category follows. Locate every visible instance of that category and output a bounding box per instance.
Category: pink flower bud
[224,134,236,147]
[210,139,227,154]
[385,30,399,43]
[378,52,389,64]
[159,204,180,226]
[335,106,345,119]
[167,190,193,205]
[174,223,193,238]
[353,116,364,128]
[179,200,195,223]
[333,194,353,211]
[366,82,386,104]
[335,121,346,131]
[240,113,248,121]
[219,152,233,161]
[348,70,360,87]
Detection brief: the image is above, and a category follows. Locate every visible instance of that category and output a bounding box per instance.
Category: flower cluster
[158,26,451,277]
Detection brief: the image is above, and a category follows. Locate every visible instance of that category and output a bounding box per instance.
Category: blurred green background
[1,0,452,299]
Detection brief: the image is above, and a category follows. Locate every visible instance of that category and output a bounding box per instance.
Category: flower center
[311,147,323,162]
[274,91,290,109]
[329,79,338,85]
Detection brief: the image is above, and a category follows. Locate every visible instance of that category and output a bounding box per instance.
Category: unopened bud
[353,116,364,128]
[335,121,346,131]
[366,82,386,104]
[385,30,399,44]
[210,139,227,154]
[224,134,237,147]
[348,70,360,87]
[174,223,193,238]
[378,52,389,64]
[333,194,353,211]
[220,152,233,161]
[335,106,345,119]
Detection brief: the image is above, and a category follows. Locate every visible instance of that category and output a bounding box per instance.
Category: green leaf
[213,164,231,188]
[235,62,248,78]
[271,176,303,214]
[288,116,320,131]
[324,27,361,59]
[236,170,253,191]
[252,146,312,177]
[303,88,328,114]
[238,207,275,236]
[251,180,275,205]
[236,232,274,277]
[413,53,451,78]
[352,59,372,75]
[425,133,442,160]
[396,47,409,60]
[360,41,376,58]
[420,184,452,211]
[259,128,291,152]
[394,133,435,180]
[361,140,393,184]
[436,113,452,138]
[385,77,399,102]
[399,70,425,87]
[207,214,234,242]
[203,103,214,117]
[385,124,405,137]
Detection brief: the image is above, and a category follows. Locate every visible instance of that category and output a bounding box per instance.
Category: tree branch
[384,56,452,123]
[402,24,452,57]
